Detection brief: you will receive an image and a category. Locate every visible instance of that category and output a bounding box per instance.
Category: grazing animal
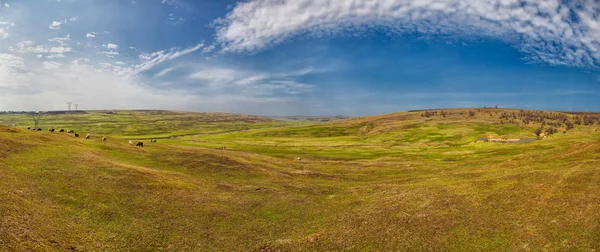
[59,129,65,133]
[136,142,144,147]
[67,129,74,133]
[37,128,42,131]
[297,157,302,161]
[49,128,55,132]
[85,134,90,139]
[74,133,79,137]
[150,139,157,143]
[27,127,31,130]
[128,140,133,145]
[102,136,107,141]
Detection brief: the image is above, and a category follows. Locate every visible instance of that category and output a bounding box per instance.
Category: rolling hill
[1,108,600,250]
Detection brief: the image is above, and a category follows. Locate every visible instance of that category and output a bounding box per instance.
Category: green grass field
[1,108,599,251]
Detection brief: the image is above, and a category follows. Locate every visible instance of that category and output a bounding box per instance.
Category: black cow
[59,129,65,133]
[150,139,157,143]
[74,133,79,137]
[27,127,31,130]
[37,128,42,131]
[49,128,55,132]
[136,142,144,147]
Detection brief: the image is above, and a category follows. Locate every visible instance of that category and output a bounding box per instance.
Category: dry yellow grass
[1,109,600,251]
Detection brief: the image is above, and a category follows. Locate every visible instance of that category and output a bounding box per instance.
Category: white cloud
[86,32,96,38]
[154,66,177,77]
[131,42,203,75]
[103,43,119,50]
[100,51,119,57]
[187,66,316,96]
[166,13,185,25]
[0,54,28,88]
[10,41,73,54]
[0,58,202,111]
[0,28,7,39]
[42,61,63,70]
[48,34,70,46]
[188,68,239,84]
[69,16,79,22]
[46,54,65,59]
[215,0,600,68]
[0,21,13,39]
[49,19,66,30]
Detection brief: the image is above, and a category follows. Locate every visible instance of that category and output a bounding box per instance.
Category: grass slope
[0,110,294,138]
[1,108,600,250]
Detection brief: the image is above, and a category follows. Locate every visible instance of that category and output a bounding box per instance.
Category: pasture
[1,108,599,251]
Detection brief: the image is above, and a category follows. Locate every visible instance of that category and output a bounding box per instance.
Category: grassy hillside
[0,110,294,138]
[1,108,600,250]
[177,108,600,159]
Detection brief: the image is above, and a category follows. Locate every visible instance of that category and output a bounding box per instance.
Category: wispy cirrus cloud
[214,0,600,68]
[131,42,204,75]
[187,65,317,96]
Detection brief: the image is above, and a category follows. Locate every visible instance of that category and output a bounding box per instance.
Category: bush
[566,121,574,130]
[535,126,543,138]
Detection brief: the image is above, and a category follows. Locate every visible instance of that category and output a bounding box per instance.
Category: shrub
[535,126,543,138]
[566,121,574,130]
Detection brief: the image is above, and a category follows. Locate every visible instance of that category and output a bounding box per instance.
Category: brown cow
[136,142,144,147]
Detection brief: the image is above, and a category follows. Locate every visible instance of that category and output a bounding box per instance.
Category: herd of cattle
[26,127,153,147]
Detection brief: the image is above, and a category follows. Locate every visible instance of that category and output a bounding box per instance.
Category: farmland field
[1,108,600,251]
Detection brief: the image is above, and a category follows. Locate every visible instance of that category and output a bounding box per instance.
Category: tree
[565,120,574,130]
[545,127,556,135]
[535,126,543,138]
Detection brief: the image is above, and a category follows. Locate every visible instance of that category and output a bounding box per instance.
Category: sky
[1,0,600,116]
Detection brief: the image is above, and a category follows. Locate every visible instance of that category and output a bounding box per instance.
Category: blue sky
[1,0,599,115]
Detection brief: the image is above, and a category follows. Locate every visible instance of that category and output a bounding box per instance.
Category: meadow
[1,108,599,251]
